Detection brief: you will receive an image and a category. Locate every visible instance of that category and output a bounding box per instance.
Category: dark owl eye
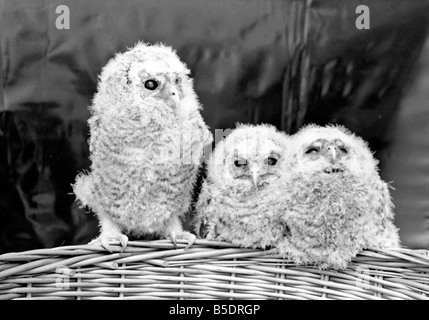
[234,160,247,168]
[144,79,159,90]
[305,147,319,154]
[339,146,348,154]
[175,77,180,85]
[266,157,278,166]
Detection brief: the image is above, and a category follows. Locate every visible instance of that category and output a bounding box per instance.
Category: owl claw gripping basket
[0,240,428,300]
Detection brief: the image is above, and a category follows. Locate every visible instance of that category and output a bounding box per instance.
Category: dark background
[1,0,428,253]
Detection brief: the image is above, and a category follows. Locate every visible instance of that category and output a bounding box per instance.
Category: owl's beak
[327,146,338,163]
[249,166,260,188]
[168,85,180,108]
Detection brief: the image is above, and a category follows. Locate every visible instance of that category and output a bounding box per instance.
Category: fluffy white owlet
[73,42,213,251]
[276,124,400,269]
[194,124,291,249]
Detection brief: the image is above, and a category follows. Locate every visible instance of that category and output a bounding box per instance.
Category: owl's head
[208,124,290,190]
[289,124,379,178]
[94,42,199,117]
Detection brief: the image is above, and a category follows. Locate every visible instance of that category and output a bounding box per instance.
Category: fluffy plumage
[276,124,400,269]
[194,124,290,249]
[73,42,213,251]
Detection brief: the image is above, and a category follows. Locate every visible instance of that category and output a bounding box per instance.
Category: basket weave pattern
[0,240,428,300]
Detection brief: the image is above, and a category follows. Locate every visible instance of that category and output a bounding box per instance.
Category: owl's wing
[87,115,101,156]
[374,180,401,247]
[72,115,101,208]
[190,112,213,154]
[193,181,216,239]
[377,181,395,221]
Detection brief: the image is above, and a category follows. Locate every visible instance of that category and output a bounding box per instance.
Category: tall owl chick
[73,42,213,251]
[277,124,400,269]
[194,124,290,249]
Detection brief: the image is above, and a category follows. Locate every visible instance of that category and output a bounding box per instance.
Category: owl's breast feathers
[281,171,400,265]
[195,182,288,249]
[75,103,210,235]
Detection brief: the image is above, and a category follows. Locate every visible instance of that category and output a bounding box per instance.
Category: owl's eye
[234,160,247,168]
[339,146,348,154]
[305,147,319,154]
[175,77,180,85]
[144,80,159,90]
[266,157,278,166]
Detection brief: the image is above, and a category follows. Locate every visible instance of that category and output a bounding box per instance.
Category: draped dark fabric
[1,0,428,252]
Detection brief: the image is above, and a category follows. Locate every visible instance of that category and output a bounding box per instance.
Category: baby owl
[73,42,213,251]
[277,124,400,269]
[194,124,290,249]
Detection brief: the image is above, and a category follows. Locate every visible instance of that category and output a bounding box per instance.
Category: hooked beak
[168,85,180,108]
[250,165,260,188]
[328,146,337,163]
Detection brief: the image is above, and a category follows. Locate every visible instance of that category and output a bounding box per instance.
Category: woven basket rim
[1,240,428,278]
[0,240,428,300]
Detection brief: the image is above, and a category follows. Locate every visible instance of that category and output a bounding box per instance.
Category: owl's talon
[168,232,178,249]
[89,233,128,253]
[167,231,195,249]
[119,235,129,252]
[183,232,196,249]
[101,239,113,253]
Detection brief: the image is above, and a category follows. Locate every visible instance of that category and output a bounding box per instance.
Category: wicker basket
[0,240,428,300]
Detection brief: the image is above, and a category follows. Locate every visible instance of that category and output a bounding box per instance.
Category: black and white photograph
[0,0,428,302]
